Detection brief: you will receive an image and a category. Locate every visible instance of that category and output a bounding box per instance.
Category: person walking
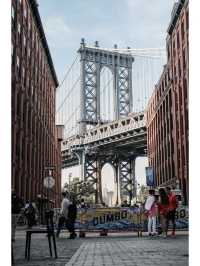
[145,189,157,237]
[166,186,178,237]
[157,188,169,238]
[56,191,71,238]
[12,190,24,242]
[24,201,36,228]
[67,195,77,239]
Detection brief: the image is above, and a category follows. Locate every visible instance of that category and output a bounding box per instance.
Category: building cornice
[167,0,186,35]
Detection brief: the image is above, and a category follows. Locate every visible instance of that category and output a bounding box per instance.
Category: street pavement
[13,229,188,266]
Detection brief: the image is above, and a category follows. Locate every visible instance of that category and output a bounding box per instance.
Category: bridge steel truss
[78,40,134,134]
[62,112,147,205]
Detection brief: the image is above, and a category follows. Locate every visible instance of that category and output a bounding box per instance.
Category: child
[145,189,157,236]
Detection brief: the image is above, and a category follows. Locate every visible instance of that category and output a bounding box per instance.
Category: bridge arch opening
[100,66,114,122]
[101,163,117,206]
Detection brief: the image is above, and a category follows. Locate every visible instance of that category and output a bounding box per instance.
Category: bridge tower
[75,39,137,205]
[78,39,134,134]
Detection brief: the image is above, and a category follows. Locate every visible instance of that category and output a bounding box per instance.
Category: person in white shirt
[56,191,71,237]
[145,189,157,237]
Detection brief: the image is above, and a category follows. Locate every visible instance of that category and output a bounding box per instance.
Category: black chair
[25,210,57,260]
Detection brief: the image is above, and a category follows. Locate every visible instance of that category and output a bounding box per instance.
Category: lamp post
[44,166,55,210]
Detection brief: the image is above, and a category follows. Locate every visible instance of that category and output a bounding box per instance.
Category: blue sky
[37,0,176,197]
[38,0,176,81]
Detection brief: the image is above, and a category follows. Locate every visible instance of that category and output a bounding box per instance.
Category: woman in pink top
[145,189,157,236]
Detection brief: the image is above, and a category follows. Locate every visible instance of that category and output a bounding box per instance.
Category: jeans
[148,216,156,234]
[166,209,176,232]
[56,216,76,237]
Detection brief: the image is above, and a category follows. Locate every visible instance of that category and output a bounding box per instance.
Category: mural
[54,206,188,231]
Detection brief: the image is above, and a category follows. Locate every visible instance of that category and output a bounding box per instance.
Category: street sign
[44,176,55,189]
[145,167,155,187]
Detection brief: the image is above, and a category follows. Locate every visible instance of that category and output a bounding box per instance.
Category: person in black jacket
[66,195,77,239]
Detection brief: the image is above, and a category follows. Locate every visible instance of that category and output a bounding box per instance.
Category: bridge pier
[84,155,103,205]
[119,157,136,205]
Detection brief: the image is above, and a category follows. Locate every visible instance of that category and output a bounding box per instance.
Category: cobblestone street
[13,230,188,266]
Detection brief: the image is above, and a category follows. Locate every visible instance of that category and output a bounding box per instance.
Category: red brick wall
[147,0,188,204]
[11,0,61,207]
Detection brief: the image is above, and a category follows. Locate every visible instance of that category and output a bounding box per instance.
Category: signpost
[44,167,55,210]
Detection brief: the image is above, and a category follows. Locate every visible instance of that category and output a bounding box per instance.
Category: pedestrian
[67,195,77,239]
[166,186,178,237]
[145,189,157,237]
[157,188,169,238]
[12,190,24,242]
[56,191,71,238]
[24,201,36,228]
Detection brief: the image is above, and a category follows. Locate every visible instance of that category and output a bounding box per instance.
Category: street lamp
[44,166,55,210]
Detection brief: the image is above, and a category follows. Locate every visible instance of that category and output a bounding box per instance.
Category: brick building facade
[11,0,62,207]
[147,0,189,204]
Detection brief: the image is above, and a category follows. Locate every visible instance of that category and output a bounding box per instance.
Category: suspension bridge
[56,39,166,204]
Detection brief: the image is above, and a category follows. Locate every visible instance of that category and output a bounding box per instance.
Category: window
[28,47,30,58]
[167,45,170,60]
[24,4,27,18]
[16,56,20,68]
[11,5,15,20]
[28,21,31,32]
[183,78,188,100]
[23,34,26,47]
[18,23,21,34]
[31,84,34,95]
[11,43,14,57]
[177,31,180,49]
[186,11,189,30]
[181,21,185,40]
[36,38,38,52]
[173,41,176,58]
[17,92,21,116]
[22,67,25,83]
[180,86,183,106]
[178,59,181,77]
[182,49,186,69]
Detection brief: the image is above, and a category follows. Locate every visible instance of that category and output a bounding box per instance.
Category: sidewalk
[13,229,188,266]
